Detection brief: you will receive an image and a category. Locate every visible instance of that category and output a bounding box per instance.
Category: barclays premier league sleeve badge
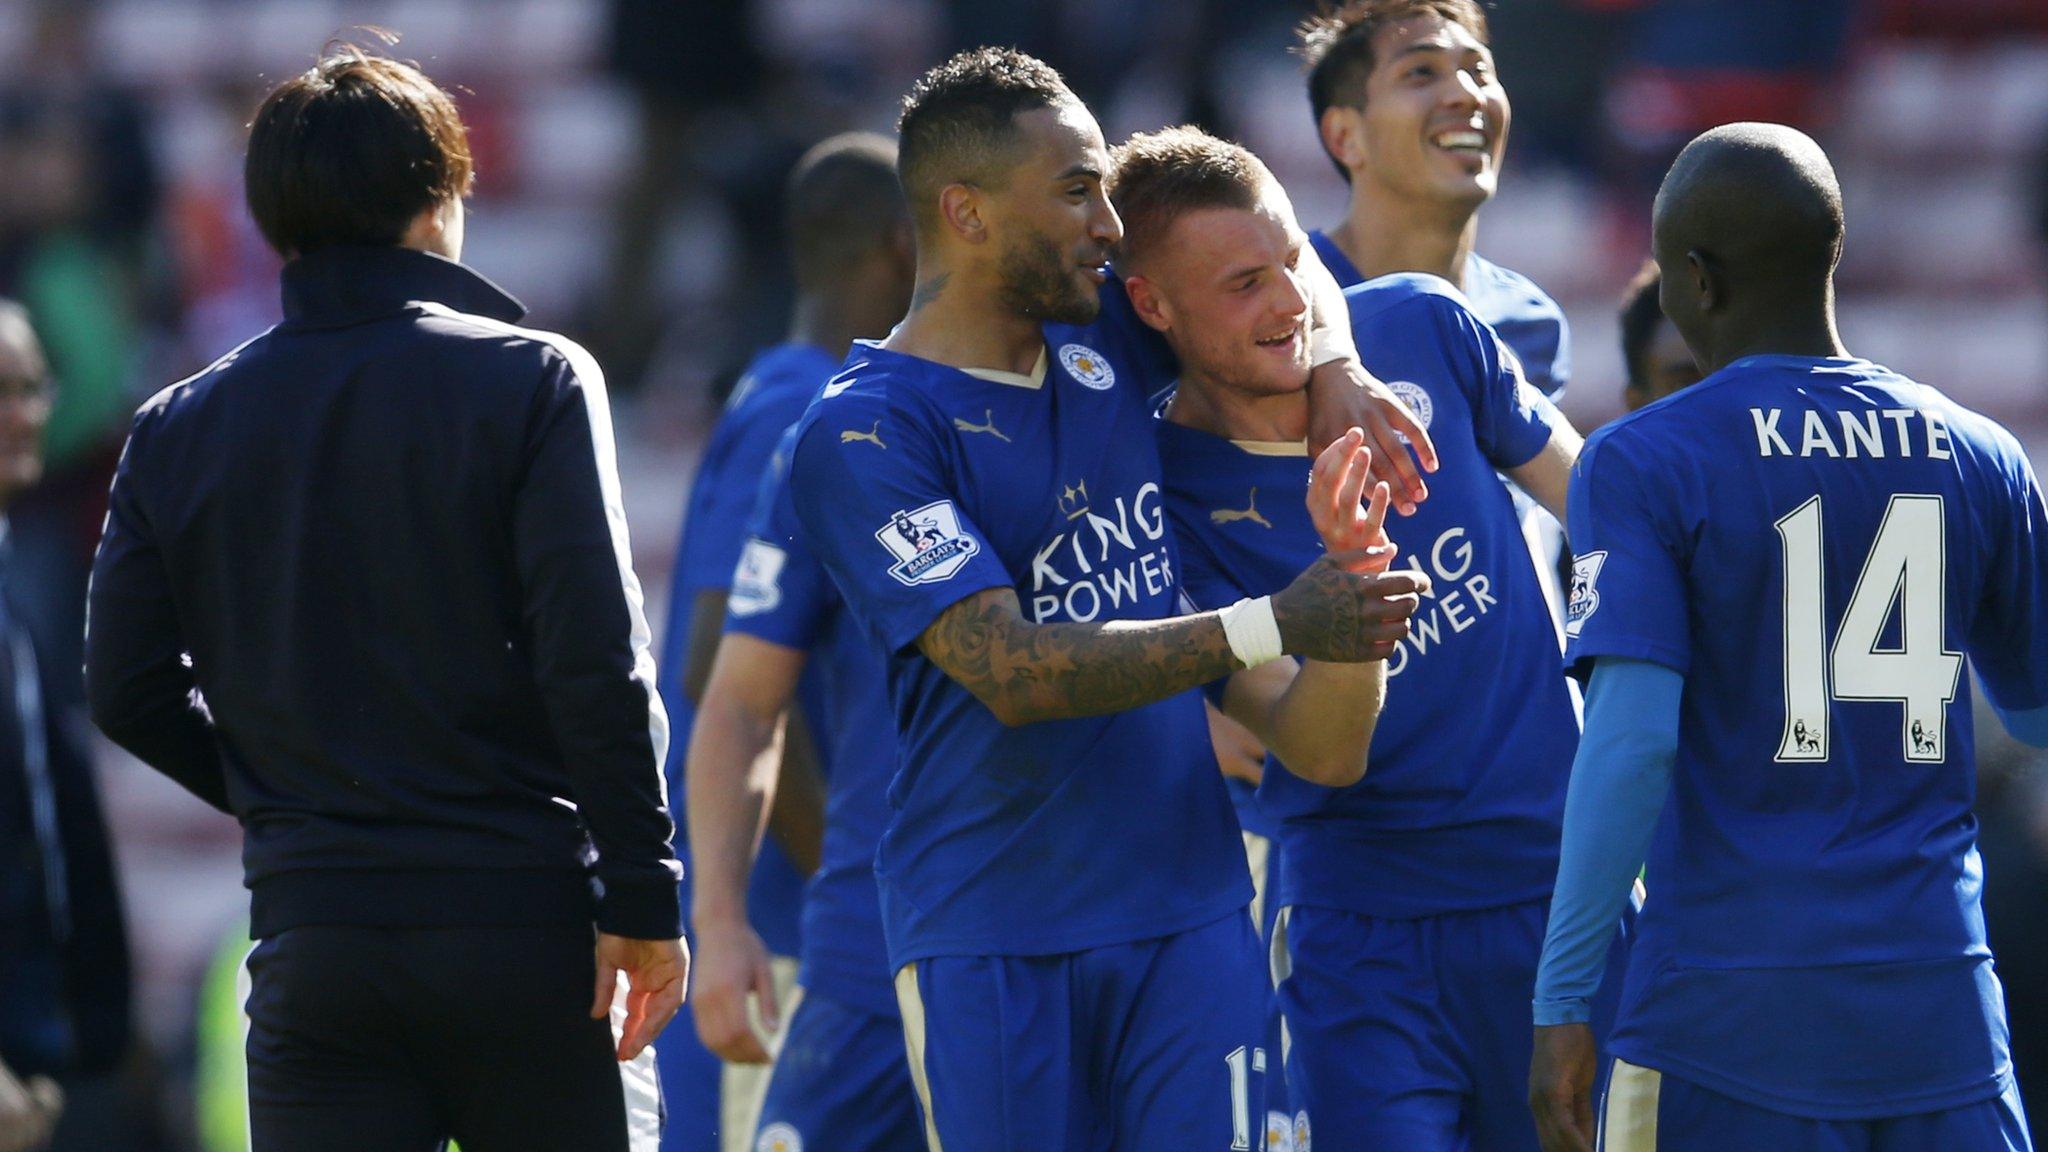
[1565,550,1605,638]
[877,499,981,586]
[728,538,788,617]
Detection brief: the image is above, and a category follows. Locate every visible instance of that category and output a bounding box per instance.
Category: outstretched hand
[1308,428,1399,573]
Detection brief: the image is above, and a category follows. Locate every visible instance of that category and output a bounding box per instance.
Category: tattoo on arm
[916,558,1426,726]
[916,588,1239,726]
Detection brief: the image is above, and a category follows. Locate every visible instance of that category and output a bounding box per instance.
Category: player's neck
[883,263,1045,376]
[1165,374,1308,444]
[1330,186,1479,288]
[1698,304,1849,376]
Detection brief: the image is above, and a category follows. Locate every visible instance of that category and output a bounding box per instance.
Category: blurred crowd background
[0,0,2045,1147]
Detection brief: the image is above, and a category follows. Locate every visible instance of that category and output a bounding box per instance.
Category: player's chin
[1248,345,1312,391]
[1047,283,1102,325]
[1441,166,1495,203]
[1425,153,1495,200]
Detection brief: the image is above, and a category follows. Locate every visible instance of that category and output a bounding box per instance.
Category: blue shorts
[1278,899,1631,1152]
[897,910,1269,1152]
[1599,1060,2033,1152]
[754,989,922,1152]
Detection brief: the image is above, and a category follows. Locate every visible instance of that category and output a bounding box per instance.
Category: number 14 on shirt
[1774,493,1964,763]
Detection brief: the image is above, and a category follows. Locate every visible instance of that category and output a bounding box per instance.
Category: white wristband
[1309,322,1349,368]
[1219,596,1284,668]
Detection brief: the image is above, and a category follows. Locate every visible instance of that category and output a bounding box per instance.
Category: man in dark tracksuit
[0,301,130,1151]
[83,48,687,1152]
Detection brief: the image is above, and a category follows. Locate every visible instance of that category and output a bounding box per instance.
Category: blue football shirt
[786,322,1250,967]
[1160,273,1579,919]
[1309,230,1570,399]
[1564,354,2048,1118]
[660,343,832,957]
[724,426,898,1018]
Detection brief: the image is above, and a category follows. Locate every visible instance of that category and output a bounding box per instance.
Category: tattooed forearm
[916,562,1429,728]
[916,588,1239,726]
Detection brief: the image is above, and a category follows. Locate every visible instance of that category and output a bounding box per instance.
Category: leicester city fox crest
[1058,343,1116,391]
[1387,380,1434,445]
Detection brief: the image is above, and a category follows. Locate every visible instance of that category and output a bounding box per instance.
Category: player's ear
[1123,273,1173,333]
[937,183,987,245]
[1686,249,1720,313]
[1319,105,1368,174]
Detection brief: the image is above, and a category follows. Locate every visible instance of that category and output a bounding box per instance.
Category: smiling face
[1132,183,1314,400]
[983,102,1122,326]
[1333,13,1508,212]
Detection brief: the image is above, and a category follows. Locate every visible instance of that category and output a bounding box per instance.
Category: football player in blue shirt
[1297,0,1575,633]
[1113,124,1601,1152]
[653,132,913,1152]
[686,427,922,1152]
[1530,123,2043,1152]
[787,49,1433,1152]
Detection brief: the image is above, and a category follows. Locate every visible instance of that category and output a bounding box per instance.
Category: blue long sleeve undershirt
[2000,703,2048,747]
[1533,656,1681,1027]
[1531,660,2048,1029]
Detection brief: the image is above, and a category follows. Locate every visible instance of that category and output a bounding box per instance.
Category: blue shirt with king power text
[660,343,831,958]
[786,319,1249,967]
[1160,274,1578,919]
[1310,230,1570,400]
[1564,354,2048,1118]
[723,427,897,1017]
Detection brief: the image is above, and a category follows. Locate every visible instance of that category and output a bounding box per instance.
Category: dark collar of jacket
[279,246,527,330]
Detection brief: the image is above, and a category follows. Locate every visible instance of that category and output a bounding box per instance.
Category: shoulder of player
[1575,394,1704,479]
[1344,274,1500,382]
[1912,380,2031,466]
[1466,254,1565,321]
[700,360,833,468]
[404,303,609,390]
[788,363,948,470]
[132,324,277,432]
[1343,271,1472,325]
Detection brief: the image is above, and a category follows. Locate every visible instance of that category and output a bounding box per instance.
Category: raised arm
[918,548,1424,728]
[1296,234,1438,510]
[86,416,231,812]
[1215,431,1403,786]
[794,396,1424,730]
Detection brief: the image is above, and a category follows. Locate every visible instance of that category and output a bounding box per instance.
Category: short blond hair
[1107,126,1277,268]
